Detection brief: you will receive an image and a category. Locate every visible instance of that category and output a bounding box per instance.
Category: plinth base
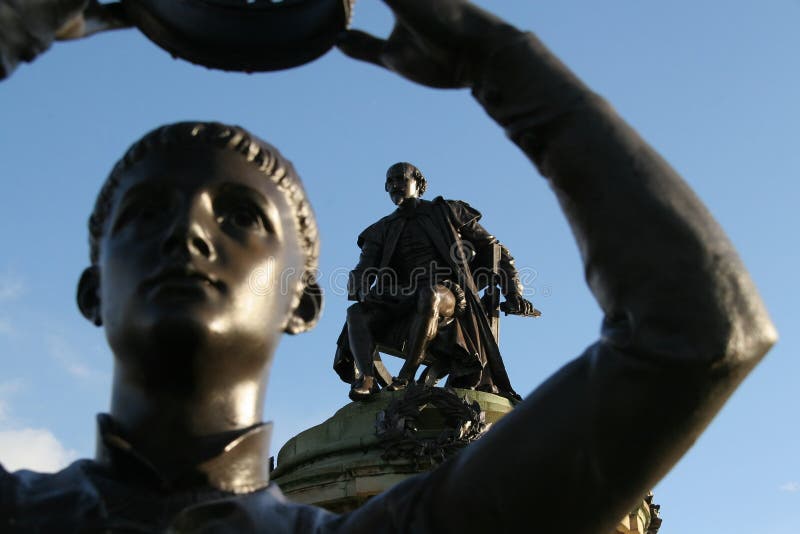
[272,387,513,512]
[271,386,661,532]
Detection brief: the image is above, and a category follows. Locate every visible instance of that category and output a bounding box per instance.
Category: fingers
[55,1,130,40]
[378,23,454,86]
[500,295,541,317]
[337,29,388,69]
[525,300,541,317]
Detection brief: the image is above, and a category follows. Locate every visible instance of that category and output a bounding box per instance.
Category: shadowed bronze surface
[121,0,355,71]
[334,162,537,402]
[0,1,776,532]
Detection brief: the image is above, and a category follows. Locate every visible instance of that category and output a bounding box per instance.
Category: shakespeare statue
[0,1,776,533]
[334,162,538,401]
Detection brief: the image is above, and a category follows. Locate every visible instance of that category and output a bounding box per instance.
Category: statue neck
[107,356,269,473]
[398,197,422,210]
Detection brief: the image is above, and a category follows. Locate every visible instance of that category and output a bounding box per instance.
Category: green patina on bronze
[272,388,514,512]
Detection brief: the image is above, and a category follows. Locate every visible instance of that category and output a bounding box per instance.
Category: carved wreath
[375,385,491,467]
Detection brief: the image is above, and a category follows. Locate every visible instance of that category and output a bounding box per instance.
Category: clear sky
[0,1,798,532]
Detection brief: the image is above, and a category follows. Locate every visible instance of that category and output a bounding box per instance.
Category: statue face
[386,171,420,206]
[92,145,304,378]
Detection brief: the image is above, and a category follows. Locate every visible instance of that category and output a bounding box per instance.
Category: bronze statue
[21,122,325,531]
[334,162,537,401]
[0,0,776,533]
[0,0,354,78]
[0,0,128,80]
[121,0,355,72]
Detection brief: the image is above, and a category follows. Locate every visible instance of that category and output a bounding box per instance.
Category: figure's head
[77,122,322,386]
[385,162,426,206]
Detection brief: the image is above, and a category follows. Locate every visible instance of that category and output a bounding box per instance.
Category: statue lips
[141,266,224,301]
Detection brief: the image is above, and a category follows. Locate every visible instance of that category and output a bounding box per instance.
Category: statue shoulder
[357,216,392,248]
[438,197,483,227]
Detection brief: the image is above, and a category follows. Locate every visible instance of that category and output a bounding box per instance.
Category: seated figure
[334,162,537,401]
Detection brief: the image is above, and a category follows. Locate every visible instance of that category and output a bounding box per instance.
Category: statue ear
[77,267,103,327]
[284,281,323,335]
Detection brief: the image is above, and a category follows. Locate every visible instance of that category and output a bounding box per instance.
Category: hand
[54,1,128,40]
[337,0,520,89]
[0,0,128,80]
[501,293,541,317]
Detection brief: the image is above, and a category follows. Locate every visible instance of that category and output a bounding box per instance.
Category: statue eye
[112,195,167,234]
[217,198,270,233]
[229,207,261,229]
[214,186,275,235]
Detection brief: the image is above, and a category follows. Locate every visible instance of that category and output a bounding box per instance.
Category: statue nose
[161,193,217,260]
[161,222,214,260]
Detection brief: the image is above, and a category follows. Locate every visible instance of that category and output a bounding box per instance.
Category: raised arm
[0,0,127,80]
[339,1,777,532]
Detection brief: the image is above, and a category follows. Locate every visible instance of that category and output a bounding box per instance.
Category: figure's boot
[386,361,422,392]
[349,374,377,401]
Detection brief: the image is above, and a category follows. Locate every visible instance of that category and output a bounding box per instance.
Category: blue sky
[0,1,798,532]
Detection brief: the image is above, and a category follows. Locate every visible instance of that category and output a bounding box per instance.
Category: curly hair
[385,162,427,196]
[88,121,320,290]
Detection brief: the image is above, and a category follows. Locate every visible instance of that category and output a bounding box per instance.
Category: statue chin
[121,0,355,72]
[109,311,206,360]
[111,314,271,386]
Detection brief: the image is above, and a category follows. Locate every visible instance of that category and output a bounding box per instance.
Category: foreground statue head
[75,122,322,473]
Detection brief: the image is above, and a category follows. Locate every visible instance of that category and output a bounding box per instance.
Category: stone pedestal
[272,387,513,512]
[615,498,654,533]
[272,386,661,532]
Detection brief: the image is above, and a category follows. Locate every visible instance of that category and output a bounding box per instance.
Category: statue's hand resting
[0,0,128,80]
[501,293,541,317]
[337,0,521,89]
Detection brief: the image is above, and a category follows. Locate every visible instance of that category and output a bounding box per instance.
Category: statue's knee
[416,288,440,313]
[435,286,457,316]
